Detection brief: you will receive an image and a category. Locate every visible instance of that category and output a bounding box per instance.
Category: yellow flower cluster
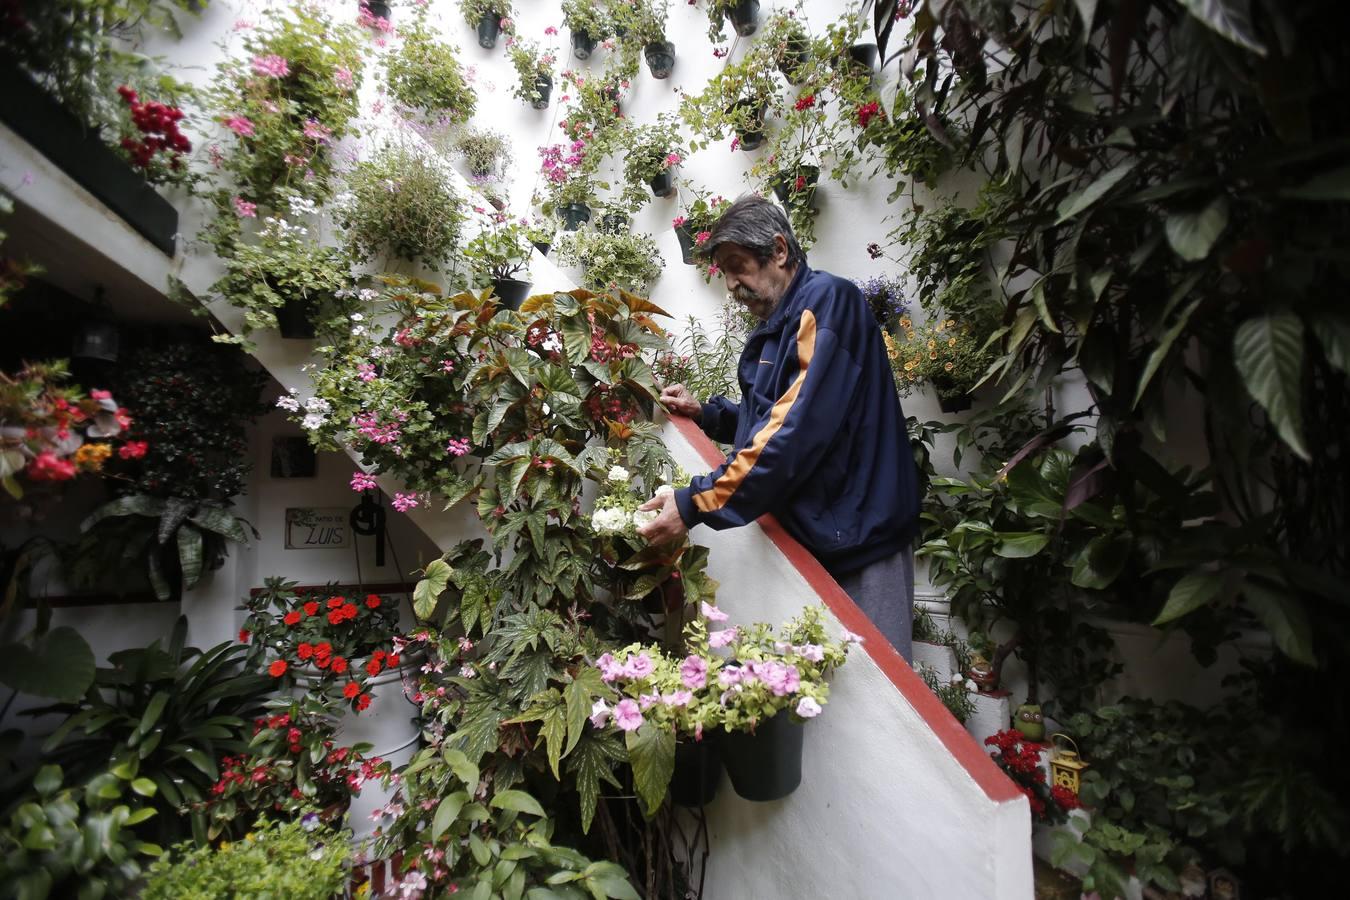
[72,442,113,472]
[883,315,990,398]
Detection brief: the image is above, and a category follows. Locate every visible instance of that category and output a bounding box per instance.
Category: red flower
[327,596,346,609]
[356,693,372,712]
[328,610,345,626]
[315,642,332,658]
[118,440,149,460]
[331,656,348,674]
[238,628,250,643]
[287,727,302,744]
[315,655,331,670]
[283,610,301,626]
[366,594,382,609]
[793,93,816,111]
[343,681,361,698]
[303,601,319,616]
[372,649,387,662]
[794,175,806,192]
[1051,784,1082,811]
[857,100,882,128]
[297,642,314,660]
[386,653,401,667]
[268,659,288,678]
[27,452,77,481]
[341,603,359,621]
[366,658,383,676]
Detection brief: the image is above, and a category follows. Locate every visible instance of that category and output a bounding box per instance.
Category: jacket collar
[753,262,811,337]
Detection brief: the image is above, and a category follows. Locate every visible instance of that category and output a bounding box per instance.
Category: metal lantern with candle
[1049,733,1089,796]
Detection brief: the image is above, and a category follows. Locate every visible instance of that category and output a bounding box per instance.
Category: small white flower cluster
[607,464,631,483]
[590,506,631,534]
[300,396,331,431]
[275,388,301,412]
[287,193,319,217]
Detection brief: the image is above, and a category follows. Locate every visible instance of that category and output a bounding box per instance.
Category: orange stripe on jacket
[692,310,818,513]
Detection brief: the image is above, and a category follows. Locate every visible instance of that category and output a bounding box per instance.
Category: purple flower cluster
[855,274,909,328]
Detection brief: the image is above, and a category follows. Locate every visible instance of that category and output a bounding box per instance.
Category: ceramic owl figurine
[1013,702,1045,742]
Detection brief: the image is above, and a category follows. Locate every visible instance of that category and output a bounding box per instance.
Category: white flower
[654,484,675,497]
[541,333,562,352]
[630,508,658,528]
[350,312,365,322]
[275,394,301,412]
[590,506,628,534]
[840,628,865,644]
[965,679,979,693]
[950,672,964,684]
[359,288,380,302]
[589,699,610,728]
[459,665,477,678]
[304,396,331,414]
[795,697,822,718]
[607,465,631,483]
[301,412,326,430]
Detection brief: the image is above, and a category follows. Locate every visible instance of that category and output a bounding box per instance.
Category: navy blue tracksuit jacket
[673,264,920,576]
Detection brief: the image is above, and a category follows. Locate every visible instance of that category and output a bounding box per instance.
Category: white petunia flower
[607,465,631,483]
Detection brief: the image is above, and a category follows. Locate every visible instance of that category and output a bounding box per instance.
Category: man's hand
[658,384,701,421]
[636,490,688,545]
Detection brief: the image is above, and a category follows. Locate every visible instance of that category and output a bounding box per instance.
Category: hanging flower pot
[600,85,622,116]
[275,295,316,339]
[490,278,532,311]
[360,0,391,19]
[778,38,811,85]
[531,73,553,110]
[644,41,676,79]
[674,223,697,265]
[727,0,761,38]
[670,733,724,808]
[571,29,597,60]
[557,202,591,231]
[844,42,878,77]
[721,709,805,801]
[476,12,501,49]
[648,170,675,198]
[771,164,819,207]
[531,240,551,257]
[731,99,767,151]
[938,394,973,413]
[600,211,630,234]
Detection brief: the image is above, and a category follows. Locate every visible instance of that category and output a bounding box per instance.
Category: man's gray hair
[704,195,806,268]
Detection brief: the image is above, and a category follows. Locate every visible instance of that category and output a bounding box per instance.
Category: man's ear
[774,233,789,266]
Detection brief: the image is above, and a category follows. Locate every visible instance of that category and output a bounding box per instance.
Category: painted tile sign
[285,507,352,550]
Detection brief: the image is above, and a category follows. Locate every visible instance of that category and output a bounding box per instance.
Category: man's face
[713,238,793,322]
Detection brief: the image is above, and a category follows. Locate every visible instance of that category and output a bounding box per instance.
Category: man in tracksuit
[637,195,921,661]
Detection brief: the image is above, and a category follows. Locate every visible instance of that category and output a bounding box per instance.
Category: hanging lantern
[1049,733,1089,796]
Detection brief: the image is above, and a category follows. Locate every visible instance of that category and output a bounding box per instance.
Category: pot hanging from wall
[571,29,597,60]
[644,41,676,79]
[727,0,760,37]
[477,12,501,49]
[721,709,805,801]
[730,99,767,151]
[276,295,316,339]
[674,223,696,265]
[531,240,551,257]
[531,73,553,110]
[778,38,811,85]
[648,169,675,198]
[360,0,391,20]
[670,733,724,808]
[771,164,819,207]
[557,202,591,231]
[490,278,532,311]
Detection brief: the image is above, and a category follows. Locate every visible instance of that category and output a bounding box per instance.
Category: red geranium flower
[297,642,314,660]
[341,603,359,621]
[386,653,400,667]
[343,681,361,699]
[327,596,346,609]
[331,656,348,674]
[793,93,815,110]
[356,693,372,712]
[283,610,301,626]
[328,610,345,625]
[238,628,249,643]
[857,100,882,128]
[268,659,288,678]
[316,642,332,658]
[366,594,382,609]
[366,658,382,676]
[303,601,319,616]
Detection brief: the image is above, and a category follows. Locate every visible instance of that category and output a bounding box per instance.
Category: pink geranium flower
[223,115,255,137]
[350,471,378,492]
[232,196,257,218]
[251,54,290,78]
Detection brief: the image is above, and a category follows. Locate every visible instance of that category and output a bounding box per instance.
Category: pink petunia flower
[700,601,728,622]
[708,627,738,649]
[680,655,707,689]
[613,699,643,732]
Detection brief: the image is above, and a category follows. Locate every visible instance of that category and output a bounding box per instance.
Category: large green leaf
[0,627,96,701]
[186,507,250,543]
[177,525,204,590]
[81,495,165,531]
[1177,0,1266,55]
[490,789,547,817]
[1310,313,1350,375]
[1133,296,1204,408]
[1241,579,1314,665]
[414,558,453,620]
[1233,311,1309,460]
[993,532,1051,559]
[566,734,624,833]
[1055,162,1136,224]
[1153,571,1224,625]
[625,722,675,818]
[433,790,470,841]
[1164,196,1229,261]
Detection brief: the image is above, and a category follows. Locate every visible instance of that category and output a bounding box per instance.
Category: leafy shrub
[338,145,465,268]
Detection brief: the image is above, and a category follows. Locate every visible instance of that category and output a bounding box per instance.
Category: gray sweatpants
[835,544,915,664]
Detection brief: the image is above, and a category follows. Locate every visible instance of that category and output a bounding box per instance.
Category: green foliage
[464,213,535,283]
[372,748,638,899]
[916,663,975,723]
[553,229,664,294]
[338,144,466,268]
[0,763,163,900]
[30,618,272,846]
[385,15,477,124]
[621,115,685,192]
[560,0,614,41]
[652,305,749,407]
[140,816,349,900]
[506,37,557,106]
[455,127,513,178]
[458,0,515,29]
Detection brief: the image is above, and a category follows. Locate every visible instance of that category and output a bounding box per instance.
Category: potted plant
[884,311,996,412]
[240,578,409,716]
[760,9,813,85]
[704,0,760,43]
[336,144,466,270]
[553,228,665,295]
[457,0,513,49]
[463,212,535,310]
[454,127,513,180]
[615,0,675,78]
[854,273,909,333]
[680,53,777,154]
[622,115,685,201]
[384,14,477,125]
[141,817,352,900]
[561,0,612,59]
[506,37,557,109]
[539,166,601,231]
[525,214,557,256]
[671,192,731,265]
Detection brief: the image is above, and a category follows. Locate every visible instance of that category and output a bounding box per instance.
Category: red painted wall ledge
[667,415,1020,804]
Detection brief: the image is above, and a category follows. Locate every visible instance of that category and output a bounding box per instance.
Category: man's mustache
[729,286,764,304]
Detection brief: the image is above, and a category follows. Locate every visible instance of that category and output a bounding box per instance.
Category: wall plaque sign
[285,507,352,550]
